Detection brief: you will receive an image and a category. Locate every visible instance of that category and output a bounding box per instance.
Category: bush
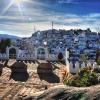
[72,92,85,100]
[58,53,63,60]
[64,68,98,87]
[97,58,100,65]
[96,50,100,65]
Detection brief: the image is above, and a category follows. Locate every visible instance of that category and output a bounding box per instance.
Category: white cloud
[0,12,100,37]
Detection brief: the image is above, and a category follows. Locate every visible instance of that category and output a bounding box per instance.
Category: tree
[5,38,11,47]
[0,38,11,53]
[58,52,63,61]
[96,49,100,65]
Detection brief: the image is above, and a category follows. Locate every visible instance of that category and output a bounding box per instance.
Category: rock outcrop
[21,85,100,100]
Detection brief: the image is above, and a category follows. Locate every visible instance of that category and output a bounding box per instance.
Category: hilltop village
[0,29,100,99]
[16,28,100,61]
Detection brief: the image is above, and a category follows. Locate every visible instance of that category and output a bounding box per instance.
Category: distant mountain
[0,34,21,40]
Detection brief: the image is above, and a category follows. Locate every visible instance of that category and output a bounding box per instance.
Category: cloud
[0,12,100,37]
[0,0,100,37]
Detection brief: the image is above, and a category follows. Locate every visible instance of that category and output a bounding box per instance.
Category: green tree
[96,49,100,65]
[0,38,11,53]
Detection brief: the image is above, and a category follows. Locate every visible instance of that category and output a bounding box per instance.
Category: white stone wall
[0,53,8,60]
[47,54,58,61]
[67,61,98,74]
[69,62,79,74]
[17,54,36,61]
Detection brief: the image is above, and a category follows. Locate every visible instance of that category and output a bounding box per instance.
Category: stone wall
[67,61,99,74]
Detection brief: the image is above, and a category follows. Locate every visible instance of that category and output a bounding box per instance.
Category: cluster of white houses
[0,28,100,74]
[0,45,67,61]
[0,45,99,74]
[16,29,100,61]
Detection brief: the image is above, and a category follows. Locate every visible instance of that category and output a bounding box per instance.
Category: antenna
[52,21,54,30]
[34,26,36,33]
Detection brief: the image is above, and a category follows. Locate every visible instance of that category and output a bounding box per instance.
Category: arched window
[37,48,45,60]
[37,48,45,55]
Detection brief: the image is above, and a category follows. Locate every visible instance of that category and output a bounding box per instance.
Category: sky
[0,0,100,37]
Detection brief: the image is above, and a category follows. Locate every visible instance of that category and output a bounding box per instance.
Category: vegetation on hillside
[63,67,99,87]
[0,39,11,53]
[96,50,100,65]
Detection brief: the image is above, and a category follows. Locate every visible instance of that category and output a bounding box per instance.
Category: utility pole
[34,26,36,33]
[52,21,54,30]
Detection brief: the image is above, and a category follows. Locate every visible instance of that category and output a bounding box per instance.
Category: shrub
[64,68,98,87]
[58,52,63,60]
[97,58,100,65]
[96,50,100,65]
[72,92,85,100]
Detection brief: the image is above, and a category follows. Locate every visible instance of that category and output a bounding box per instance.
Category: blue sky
[0,0,100,37]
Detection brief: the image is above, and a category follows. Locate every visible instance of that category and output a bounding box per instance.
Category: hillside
[0,34,21,40]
